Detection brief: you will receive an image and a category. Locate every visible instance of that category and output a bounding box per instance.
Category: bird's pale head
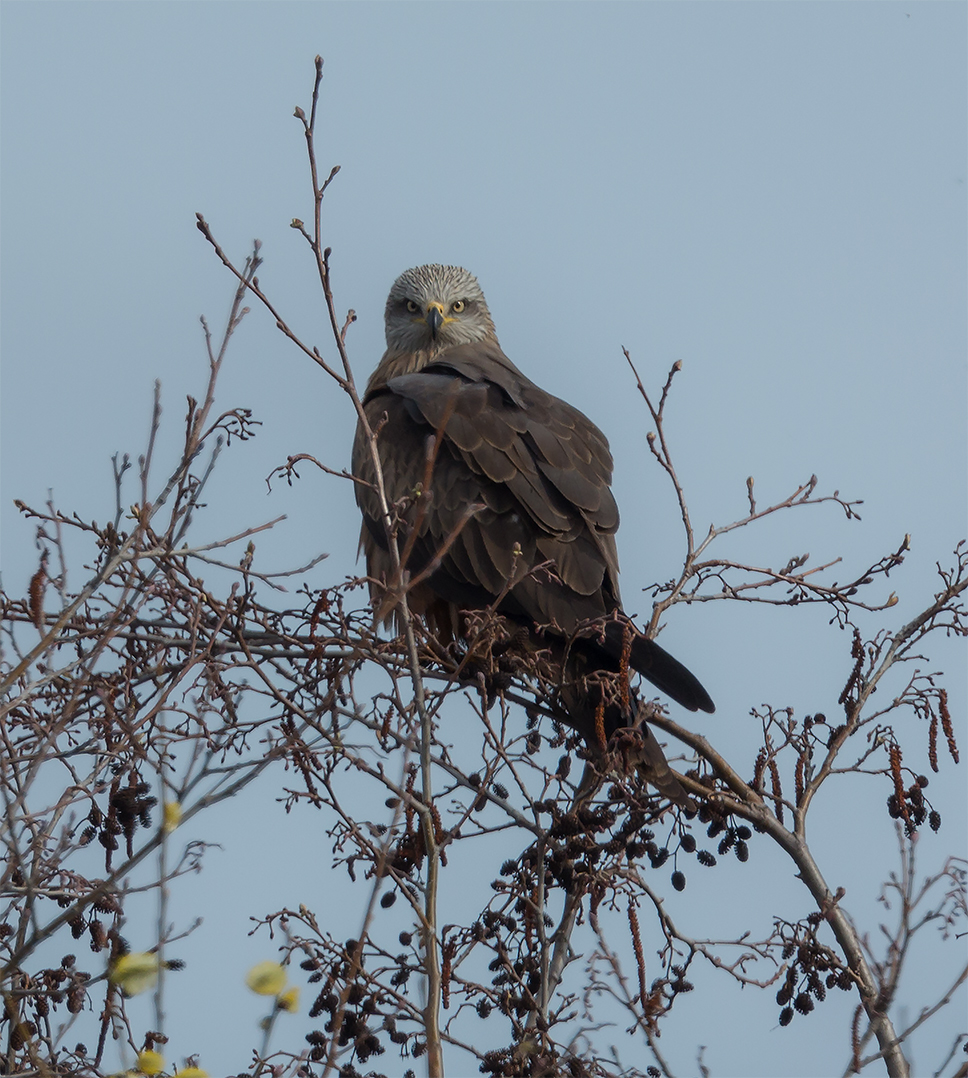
[384,264,497,355]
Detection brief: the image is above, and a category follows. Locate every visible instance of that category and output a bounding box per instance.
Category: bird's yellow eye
[452,300,465,313]
[406,300,419,313]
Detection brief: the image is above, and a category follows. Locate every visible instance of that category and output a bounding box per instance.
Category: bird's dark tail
[600,619,715,714]
[558,617,712,809]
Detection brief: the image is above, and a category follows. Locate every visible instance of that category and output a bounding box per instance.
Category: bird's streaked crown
[384,264,496,354]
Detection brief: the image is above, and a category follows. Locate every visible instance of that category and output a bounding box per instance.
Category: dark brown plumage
[353,265,714,806]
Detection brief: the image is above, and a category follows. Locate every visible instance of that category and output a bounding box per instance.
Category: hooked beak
[426,303,444,340]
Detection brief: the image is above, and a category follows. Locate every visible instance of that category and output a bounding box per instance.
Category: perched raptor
[352,264,714,806]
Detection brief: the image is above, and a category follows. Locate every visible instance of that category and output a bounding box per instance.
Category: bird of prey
[352,264,714,806]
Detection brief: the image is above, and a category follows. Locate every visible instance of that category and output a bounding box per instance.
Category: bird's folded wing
[353,342,622,631]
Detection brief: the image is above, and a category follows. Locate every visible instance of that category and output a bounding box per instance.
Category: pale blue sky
[2,3,965,1076]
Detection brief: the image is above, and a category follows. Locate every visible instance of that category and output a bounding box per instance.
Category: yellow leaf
[163,801,182,833]
[109,952,159,996]
[245,960,286,996]
[136,1049,165,1075]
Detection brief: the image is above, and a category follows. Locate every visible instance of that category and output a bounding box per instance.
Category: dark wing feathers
[536,531,608,598]
[353,339,715,721]
[355,351,617,627]
[535,461,604,513]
